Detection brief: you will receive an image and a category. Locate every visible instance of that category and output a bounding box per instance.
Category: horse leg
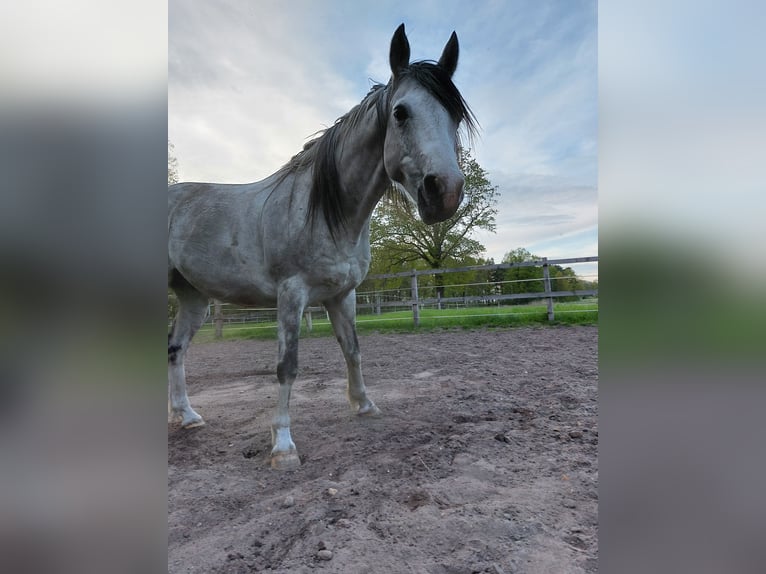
[326,290,381,416]
[270,282,307,470]
[168,276,209,428]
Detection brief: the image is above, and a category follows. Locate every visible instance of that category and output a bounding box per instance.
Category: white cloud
[469,169,597,264]
[169,2,365,182]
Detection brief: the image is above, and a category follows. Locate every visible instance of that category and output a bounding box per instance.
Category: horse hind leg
[168,275,209,428]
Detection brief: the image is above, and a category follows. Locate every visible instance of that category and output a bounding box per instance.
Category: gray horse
[168,24,477,469]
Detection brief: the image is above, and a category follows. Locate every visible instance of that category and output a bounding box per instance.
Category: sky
[169,0,598,280]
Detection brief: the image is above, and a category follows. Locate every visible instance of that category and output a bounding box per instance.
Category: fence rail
[358,256,598,326]
[171,256,598,334]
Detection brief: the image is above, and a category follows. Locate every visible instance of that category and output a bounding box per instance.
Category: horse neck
[334,108,389,240]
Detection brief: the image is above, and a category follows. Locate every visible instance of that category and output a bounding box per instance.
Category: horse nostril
[423,174,442,197]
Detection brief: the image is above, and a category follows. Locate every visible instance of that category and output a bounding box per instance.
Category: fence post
[303,310,313,333]
[375,293,381,315]
[542,258,554,322]
[410,270,420,327]
[213,300,224,339]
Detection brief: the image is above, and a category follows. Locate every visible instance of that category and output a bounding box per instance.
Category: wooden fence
[202,256,598,333]
[357,256,598,326]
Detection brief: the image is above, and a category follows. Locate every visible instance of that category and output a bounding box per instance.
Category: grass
[191,301,598,343]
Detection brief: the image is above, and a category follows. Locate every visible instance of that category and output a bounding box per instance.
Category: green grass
[192,301,598,343]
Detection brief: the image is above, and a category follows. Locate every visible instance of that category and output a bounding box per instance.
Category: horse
[168,24,477,469]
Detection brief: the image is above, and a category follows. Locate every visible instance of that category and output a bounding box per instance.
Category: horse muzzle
[417,173,465,224]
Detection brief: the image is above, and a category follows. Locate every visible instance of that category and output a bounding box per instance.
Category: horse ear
[389,23,410,77]
[438,31,459,77]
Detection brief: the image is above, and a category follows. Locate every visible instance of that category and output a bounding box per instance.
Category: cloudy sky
[169,0,597,278]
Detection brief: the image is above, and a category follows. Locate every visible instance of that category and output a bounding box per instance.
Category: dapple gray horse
[168,24,477,469]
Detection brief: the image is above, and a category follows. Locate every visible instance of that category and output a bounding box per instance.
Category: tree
[168,140,179,185]
[500,248,545,300]
[501,248,584,303]
[370,147,498,299]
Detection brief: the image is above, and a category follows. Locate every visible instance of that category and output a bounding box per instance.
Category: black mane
[399,61,478,140]
[278,61,477,240]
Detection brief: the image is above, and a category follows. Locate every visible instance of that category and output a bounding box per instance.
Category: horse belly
[170,232,279,305]
[169,192,281,304]
[176,259,277,306]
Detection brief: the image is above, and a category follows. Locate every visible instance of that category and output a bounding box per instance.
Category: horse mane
[400,61,478,142]
[277,61,478,240]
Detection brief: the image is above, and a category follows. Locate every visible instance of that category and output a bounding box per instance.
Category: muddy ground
[168,325,598,573]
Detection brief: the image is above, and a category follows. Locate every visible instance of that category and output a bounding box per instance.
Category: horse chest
[311,260,366,298]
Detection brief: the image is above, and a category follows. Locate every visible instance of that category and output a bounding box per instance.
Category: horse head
[383,24,475,224]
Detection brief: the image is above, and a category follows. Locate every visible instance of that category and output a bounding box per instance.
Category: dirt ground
[168,325,598,574]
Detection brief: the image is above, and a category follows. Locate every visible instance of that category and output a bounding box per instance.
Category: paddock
[168,325,598,573]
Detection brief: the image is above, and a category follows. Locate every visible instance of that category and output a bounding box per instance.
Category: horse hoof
[182,417,206,429]
[169,410,206,428]
[271,451,301,470]
[358,403,382,417]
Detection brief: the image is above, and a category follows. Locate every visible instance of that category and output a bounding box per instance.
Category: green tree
[370,147,498,299]
[501,248,583,303]
[501,248,545,301]
[168,140,179,185]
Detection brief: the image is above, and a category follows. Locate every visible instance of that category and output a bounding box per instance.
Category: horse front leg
[270,282,307,470]
[326,290,381,416]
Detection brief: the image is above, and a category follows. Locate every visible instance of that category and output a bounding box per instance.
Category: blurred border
[600,1,765,573]
[1,2,167,573]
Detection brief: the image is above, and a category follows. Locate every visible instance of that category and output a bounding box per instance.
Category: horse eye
[393,105,409,123]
